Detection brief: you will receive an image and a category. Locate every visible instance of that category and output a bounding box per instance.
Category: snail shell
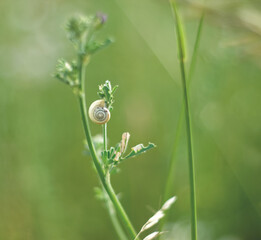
[88,99,110,124]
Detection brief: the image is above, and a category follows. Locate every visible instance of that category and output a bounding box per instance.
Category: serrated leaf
[123,143,156,160]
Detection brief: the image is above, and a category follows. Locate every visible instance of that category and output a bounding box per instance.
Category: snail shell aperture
[88,99,111,124]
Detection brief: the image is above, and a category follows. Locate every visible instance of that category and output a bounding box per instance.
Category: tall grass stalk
[163,12,204,206]
[167,1,200,240]
[77,56,138,239]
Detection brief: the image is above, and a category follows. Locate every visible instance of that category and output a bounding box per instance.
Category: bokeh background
[0,0,261,239]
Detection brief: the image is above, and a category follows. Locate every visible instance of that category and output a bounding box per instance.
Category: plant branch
[102,121,128,240]
[77,55,138,240]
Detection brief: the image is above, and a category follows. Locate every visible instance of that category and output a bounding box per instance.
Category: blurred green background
[0,0,261,239]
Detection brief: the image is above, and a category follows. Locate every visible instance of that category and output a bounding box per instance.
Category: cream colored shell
[88,99,110,124]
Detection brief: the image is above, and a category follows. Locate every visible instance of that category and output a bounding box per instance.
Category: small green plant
[54,13,175,240]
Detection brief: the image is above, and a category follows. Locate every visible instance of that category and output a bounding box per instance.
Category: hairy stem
[77,55,137,240]
[169,1,198,240]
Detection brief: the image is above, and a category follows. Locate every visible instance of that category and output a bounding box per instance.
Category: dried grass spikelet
[143,231,162,240]
[134,196,177,240]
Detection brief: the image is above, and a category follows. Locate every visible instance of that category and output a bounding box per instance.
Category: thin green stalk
[169,1,197,240]
[77,55,138,240]
[158,108,184,240]
[188,13,205,83]
[163,107,184,203]
[162,11,204,206]
[105,197,129,240]
[102,122,128,240]
[103,123,108,151]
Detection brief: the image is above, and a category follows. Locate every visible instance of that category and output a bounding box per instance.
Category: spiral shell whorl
[88,100,110,124]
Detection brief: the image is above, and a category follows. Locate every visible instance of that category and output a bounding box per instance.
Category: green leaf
[86,38,113,55]
[54,58,79,86]
[110,167,121,175]
[111,85,119,95]
[101,151,107,164]
[97,80,117,109]
[123,143,156,160]
[94,187,106,201]
[65,15,94,43]
[102,85,111,102]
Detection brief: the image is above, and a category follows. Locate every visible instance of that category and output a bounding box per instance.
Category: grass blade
[167,1,199,240]
[188,13,205,83]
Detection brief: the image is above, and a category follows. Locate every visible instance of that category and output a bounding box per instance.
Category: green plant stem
[163,107,184,203]
[77,55,138,240]
[102,122,128,240]
[162,11,204,208]
[105,196,129,240]
[158,108,184,239]
[169,1,197,240]
[101,185,129,240]
[188,13,205,83]
[103,123,108,151]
